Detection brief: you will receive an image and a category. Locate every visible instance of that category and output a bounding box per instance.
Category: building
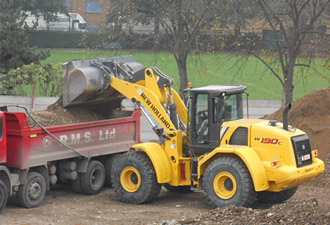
[66,0,111,30]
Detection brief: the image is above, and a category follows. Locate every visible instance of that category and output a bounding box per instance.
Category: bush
[28,30,84,48]
[0,63,62,96]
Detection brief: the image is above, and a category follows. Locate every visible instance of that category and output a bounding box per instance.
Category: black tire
[81,160,105,195]
[257,187,298,203]
[105,154,121,187]
[163,184,192,193]
[203,156,256,208]
[112,151,161,204]
[0,180,8,213]
[18,172,46,208]
[71,173,83,194]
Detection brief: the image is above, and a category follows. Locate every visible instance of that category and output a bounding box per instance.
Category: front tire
[0,180,8,213]
[257,187,298,203]
[18,172,46,208]
[112,151,161,204]
[203,156,256,208]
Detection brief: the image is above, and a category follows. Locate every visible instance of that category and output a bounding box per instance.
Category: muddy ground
[0,176,329,225]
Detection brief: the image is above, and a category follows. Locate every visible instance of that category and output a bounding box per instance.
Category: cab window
[213,93,243,123]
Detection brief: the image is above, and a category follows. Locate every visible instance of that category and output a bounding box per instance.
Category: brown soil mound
[155,199,330,225]
[263,88,330,162]
[28,96,123,128]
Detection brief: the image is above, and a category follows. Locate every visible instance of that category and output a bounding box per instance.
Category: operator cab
[186,85,246,156]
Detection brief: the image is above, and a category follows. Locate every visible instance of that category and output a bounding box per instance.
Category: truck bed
[4,109,140,169]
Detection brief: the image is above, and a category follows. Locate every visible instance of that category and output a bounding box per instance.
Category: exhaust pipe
[283,103,291,131]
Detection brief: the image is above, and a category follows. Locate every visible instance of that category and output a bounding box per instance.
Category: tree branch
[251,52,285,87]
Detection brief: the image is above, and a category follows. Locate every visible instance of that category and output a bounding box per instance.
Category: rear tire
[71,173,83,194]
[112,151,161,204]
[257,187,298,203]
[105,154,121,187]
[0,180,8,213]
[163,184,192,193]
[203,156,256,208]
[18,172,46,208]
[81,160,105,195]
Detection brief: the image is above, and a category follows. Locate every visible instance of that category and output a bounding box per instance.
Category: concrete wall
[0,96,58,112]
[0,96,282,142]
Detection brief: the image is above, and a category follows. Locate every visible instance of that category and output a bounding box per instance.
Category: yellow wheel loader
[63,56,324,207]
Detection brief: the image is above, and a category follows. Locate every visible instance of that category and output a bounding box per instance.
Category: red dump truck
[0,107,140,212]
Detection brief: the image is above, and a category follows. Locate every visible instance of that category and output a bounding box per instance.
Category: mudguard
[132,142,172,183]
[198,146,269,192]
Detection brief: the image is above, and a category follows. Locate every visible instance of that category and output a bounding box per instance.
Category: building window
[87,24,101,30]
[86,2,101,14]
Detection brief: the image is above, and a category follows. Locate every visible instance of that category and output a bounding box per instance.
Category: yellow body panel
[198,146,269,191]
[132,143,172,183]
[172,89,188,125]
[265,157,324,191]
[219,119,324,192]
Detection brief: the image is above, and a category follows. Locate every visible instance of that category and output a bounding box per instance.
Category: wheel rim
[90,167,103,190]
[213,172,237,199]
[120,166,141,192]
[28,181,42,200]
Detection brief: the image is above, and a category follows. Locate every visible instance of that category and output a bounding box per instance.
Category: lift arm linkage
[109,68,186,134]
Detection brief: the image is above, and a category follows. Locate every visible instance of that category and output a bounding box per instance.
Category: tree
[251,0,328,104]
[221,0,257,38]
[105,0,227,96]
[0,0,67,73]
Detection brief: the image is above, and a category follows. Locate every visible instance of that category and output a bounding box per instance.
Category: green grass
[42,50,329,100]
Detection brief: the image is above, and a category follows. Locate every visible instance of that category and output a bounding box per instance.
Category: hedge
[28,30,84,48]
[28,30,262,51]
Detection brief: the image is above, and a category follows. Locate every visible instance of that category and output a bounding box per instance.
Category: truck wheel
[81,160,105,195]
[105,154,121,187]
[71,173,83,194]
[256,187,298,203]
[112,151,161,204]
[18,172,46,208]
[203,156,256,208]
[163,184,192,193]
[0,180,8,213]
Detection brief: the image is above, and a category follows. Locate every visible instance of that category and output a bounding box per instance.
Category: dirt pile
[151,199,330,225]
[263,88,330,162]
[28,96,122,128]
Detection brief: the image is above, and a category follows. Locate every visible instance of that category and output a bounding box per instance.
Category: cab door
[187,92,220,155]
[0,112,7,164]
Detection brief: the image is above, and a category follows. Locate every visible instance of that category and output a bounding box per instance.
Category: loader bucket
[62,56,144,108]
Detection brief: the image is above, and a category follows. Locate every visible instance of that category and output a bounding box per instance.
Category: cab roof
[187,85,246,95]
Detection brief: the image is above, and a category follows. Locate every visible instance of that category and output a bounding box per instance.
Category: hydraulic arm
[63,56,187,139]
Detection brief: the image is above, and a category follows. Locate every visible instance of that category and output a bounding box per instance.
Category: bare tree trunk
[154,17,159,34]
[175,55,188,98]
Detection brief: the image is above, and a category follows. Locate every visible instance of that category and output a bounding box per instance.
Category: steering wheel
[198,110,208,120]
